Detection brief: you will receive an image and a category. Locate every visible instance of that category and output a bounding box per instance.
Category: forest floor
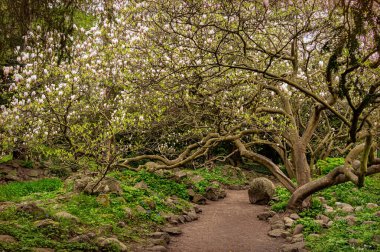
[169,190,284,252]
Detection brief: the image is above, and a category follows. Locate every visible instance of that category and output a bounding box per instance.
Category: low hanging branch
[119,129,297,192]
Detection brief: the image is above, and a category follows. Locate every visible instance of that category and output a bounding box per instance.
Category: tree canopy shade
[0,0,379,209]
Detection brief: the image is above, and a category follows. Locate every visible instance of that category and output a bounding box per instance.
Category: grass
[0,178,63,202]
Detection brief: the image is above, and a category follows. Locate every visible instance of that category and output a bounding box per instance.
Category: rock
[373,234,380,243]
[367,203,378,209]
[316,214,330,224]
[308,234,320,239]
[268,229,290,238]
[248,177,275,205]
[318,197,327,204]
[135,181,148,190]
[291,234,304,243]
[283,217,295,228]
[271,220,285,230]
[136,205,147,214]
[96,194,110,207]
[192,194,207,205]
[193,205,202,213]
[324,205,334,213]
[54,211,79,223]
[117,221,127,227]
[375,211,380,217]
[162,226,182,235]
[146,245,168,251]
[185,212,198,221]
[336,202,354,213]
[75,176,123,195]
[69,233,96,243]
[327,221,334,228]
[34,219,59,228]
[183,215,192,222]
[187,189,196,197]
[143,199,156,210]
[97,237,128,251]
[177,215,186,224]
[16,202,46,219]
[289,213,300,220]
[189,175,204,184]
[293,224,304,235]
[0,235,17,243]
[348,238,361,246]
[355,206,364,212]
[344,215,357,226]
[123,207,133,219]
[149,232,170,244]
[257,211,276,221]
[150,238,169,247]
[268,214,281,224]
[315,219,325,227]
[205,187,219,201]
[174,171,187,181]
[280,241,306,252]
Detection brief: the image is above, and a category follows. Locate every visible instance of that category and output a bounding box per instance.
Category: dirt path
[168,190,284,252]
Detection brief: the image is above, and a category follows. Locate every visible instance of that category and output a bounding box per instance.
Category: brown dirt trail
[168,190,284,252]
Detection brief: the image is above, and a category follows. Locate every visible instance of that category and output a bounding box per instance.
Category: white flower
[318,61,323,67]
[30,75,37,81]
[43,69,49,75]
[58,91,63,96]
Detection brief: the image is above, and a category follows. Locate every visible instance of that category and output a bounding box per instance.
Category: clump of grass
[0,178,62,202]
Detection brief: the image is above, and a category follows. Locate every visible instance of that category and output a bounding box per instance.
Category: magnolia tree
[119,0,380,208]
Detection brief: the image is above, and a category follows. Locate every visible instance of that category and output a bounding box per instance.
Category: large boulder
[248,177,275,205]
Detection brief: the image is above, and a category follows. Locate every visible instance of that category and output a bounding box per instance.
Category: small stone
[16,202,46,219]
[367,203,379,209]
[271,220,285,230]
[344,215,357,226]
[69,233,96,243]
[96,194,110,207]
[293,224,304,235]
[134,181,148,189]
[283,217,294,228]
[348,238,361,246]
[268,229,290,238]
[268,214,281,224]
[193,205,202,213]
[54,211,79,223]
[289,213,300,220]
[257,211,276,221]
[0,235,17,243]
[355,206,364,212]
[97,237,128,251]
[174,171,187,181]
[162,226,182,235]
[324,205,334,213]
[149,232,170,244]
[146,245,168,251]
[124,207,133,219]
[327,221,334,228]
[280,241,305,252]
[308,234,320,239]
[341,205,354,213]
[375,211,380,217]
[183,215,192,222]
[291,234,304,243]
[177,215,186,224]
[186,212,198,221]
[373,235,380,243]
[117,221,126,227]
[34,219,59,228]
[318,197,327,204]
[316,214,330,224]
[136,205,147,214]
[192,194,207,205]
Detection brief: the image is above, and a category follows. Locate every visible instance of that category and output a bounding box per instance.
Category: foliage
[270,187,292,212]
[0,178,62,201]
[0,154,12,163]
[316,157,345,175]
[295,217,322,236]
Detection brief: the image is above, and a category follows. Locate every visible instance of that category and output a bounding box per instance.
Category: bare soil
[169,190,284,252]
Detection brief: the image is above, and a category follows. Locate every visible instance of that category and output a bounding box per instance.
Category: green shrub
[270,187,291,212]
[316,157,344,175]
